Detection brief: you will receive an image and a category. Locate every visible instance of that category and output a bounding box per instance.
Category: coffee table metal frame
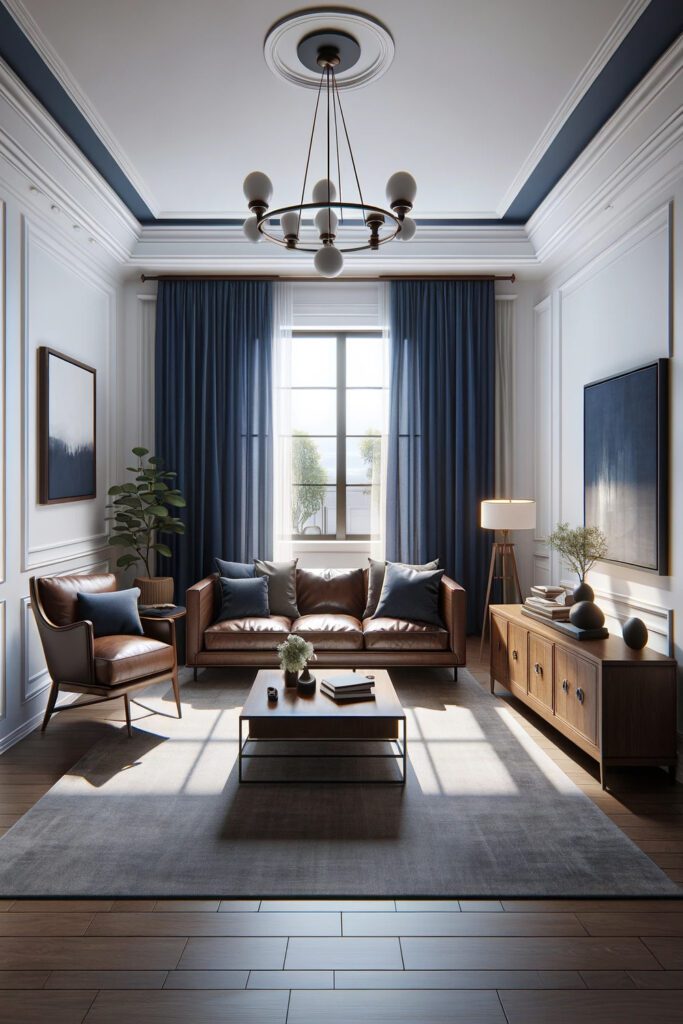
[238,713,407,785]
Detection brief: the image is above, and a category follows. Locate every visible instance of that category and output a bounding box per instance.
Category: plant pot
[283,669,300,688]
[572,581,594,604]
[134,576,174,606]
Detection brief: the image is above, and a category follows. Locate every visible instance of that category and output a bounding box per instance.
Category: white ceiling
[9,0,641,220]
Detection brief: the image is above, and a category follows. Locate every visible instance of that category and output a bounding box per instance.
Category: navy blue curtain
[386,280,495,633]
[154,279,273,600]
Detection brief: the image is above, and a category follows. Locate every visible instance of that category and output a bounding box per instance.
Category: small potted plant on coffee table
[276,634,314,688]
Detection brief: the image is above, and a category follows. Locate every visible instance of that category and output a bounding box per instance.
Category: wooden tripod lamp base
[479,499,536,659]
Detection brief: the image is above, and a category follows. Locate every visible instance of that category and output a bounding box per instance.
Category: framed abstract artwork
[584,358,668,575]
[38,347,97,504]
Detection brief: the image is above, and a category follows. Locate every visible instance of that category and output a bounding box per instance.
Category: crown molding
[1,0,159,215]
[496,0,650,216]
[0,57,139,262]
[527,36,683,266]
[130,222,539,273]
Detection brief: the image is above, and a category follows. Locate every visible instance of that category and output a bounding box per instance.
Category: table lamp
[480,499,536,656]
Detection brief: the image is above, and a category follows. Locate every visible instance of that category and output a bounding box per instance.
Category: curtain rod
[140,272,516,283]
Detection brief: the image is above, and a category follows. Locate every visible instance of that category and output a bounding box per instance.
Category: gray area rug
[0,667,677,897]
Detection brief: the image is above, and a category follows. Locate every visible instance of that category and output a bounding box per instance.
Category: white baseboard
[0,692,80,755]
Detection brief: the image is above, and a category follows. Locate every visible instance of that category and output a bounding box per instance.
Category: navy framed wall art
[584,358,668,575]
[38,347,97,504]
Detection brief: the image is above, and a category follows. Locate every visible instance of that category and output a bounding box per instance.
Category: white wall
[0,63,127,752]
[523,180,683,748]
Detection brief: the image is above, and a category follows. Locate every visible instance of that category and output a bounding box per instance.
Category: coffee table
[239,668,407,784]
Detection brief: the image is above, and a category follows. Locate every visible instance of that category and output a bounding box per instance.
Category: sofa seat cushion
[204,615,291,650]
[362,617,449,651]
[93,636,174,687]
[291,614,363,650]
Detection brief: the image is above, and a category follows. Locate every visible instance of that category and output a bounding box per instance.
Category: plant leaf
[154,543,173,558]
[148,456,164,465]
[164,493,186,507]
[108,533,136,546]
[131,446,149,457]
[148,505,169,517]
[107,485,123,495]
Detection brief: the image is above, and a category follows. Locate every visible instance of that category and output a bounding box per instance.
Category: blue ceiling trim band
[0,1,680,229]
[0,2,154,221]
[503,0,682,222]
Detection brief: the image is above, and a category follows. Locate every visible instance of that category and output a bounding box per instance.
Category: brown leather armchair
[30,573,181,736]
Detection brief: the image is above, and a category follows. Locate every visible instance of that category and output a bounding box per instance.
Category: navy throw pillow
[216,576,270,621]
[373,563,444,627]
[77,587,144,638]
[363,557,440,618]
[214,558,255,578]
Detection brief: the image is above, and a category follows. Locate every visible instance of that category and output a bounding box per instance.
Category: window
[281,330,387,540]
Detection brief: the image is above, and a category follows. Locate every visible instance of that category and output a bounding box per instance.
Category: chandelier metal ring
[257,202,402,253]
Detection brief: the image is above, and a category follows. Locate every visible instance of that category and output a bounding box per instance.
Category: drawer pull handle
[562,679,569,693]
[534,662,542,675]
[512,650,518,660]
[576,687,585,705]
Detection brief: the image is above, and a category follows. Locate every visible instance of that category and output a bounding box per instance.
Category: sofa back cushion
[254,559,299,618]
[296,568,365,620]
[38,572,118,626]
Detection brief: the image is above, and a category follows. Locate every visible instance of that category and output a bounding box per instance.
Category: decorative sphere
[242,216,261,243]
[573,581,594,603]
[315,207,338,237]
[386,170,417,206]
[314,244,344,278]
[242,171,273,205]
[622,617,648,650]
[569,600,605,630]
[398,215,416,241]
[312,178,337,204]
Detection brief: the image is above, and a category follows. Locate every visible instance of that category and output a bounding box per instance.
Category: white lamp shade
[315,207,338,237]
[314,244,344,278]
[312,178,337,204]
[280,211,299,238]
[398,215,416,241]
[242,216,261,243]
[386,170,417,206]
[243,171,273,205]
[481,499,536,531]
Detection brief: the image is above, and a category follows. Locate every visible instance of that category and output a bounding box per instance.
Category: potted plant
[276,634,314,688]
[547,522,608,602]
[106,447,186,606]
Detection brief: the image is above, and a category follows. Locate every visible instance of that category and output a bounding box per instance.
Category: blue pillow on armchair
[76,587,144,638]
[216,576,270,621]
[373,563,444,627]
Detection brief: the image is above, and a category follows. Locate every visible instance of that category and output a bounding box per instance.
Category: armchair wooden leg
[171,670,182,718]
[41,681,60,732]
[193,667,197,682]
[123,694,132,737]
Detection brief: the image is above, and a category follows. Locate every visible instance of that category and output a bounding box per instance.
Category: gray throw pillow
[216,576,269,621]
[363,557,439,619]
[254,559,299,619]
[373,563,444,627]
[214,558,255,578]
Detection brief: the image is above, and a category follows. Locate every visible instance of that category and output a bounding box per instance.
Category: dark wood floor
[0,638,680,1023]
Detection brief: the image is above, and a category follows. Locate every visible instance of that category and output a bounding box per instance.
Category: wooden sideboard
[489,605,677,789]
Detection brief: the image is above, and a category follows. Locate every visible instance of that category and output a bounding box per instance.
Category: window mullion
[337,333,346,540]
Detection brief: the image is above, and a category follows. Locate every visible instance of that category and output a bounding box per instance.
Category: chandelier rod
[326,66,332,236]
[333,69,366,217]
[332,69,343,224]
[296,70,326,239]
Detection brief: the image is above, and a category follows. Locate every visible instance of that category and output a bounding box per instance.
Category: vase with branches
[106,447,186,604]
[547,522,608,602]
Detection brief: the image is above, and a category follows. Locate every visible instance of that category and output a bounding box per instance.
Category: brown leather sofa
[30,573,181,735]
[186,567,466,675]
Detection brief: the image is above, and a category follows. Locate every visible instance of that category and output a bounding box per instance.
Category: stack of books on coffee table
[320,674,376,704]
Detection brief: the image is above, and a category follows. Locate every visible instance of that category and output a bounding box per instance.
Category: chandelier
[242,28,417,277]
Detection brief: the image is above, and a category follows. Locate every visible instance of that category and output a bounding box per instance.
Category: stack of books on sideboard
[523,585,570,621]
[321,674,376,704]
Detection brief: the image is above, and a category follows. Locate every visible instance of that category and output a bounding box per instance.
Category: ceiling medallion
[244,10,415,277]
